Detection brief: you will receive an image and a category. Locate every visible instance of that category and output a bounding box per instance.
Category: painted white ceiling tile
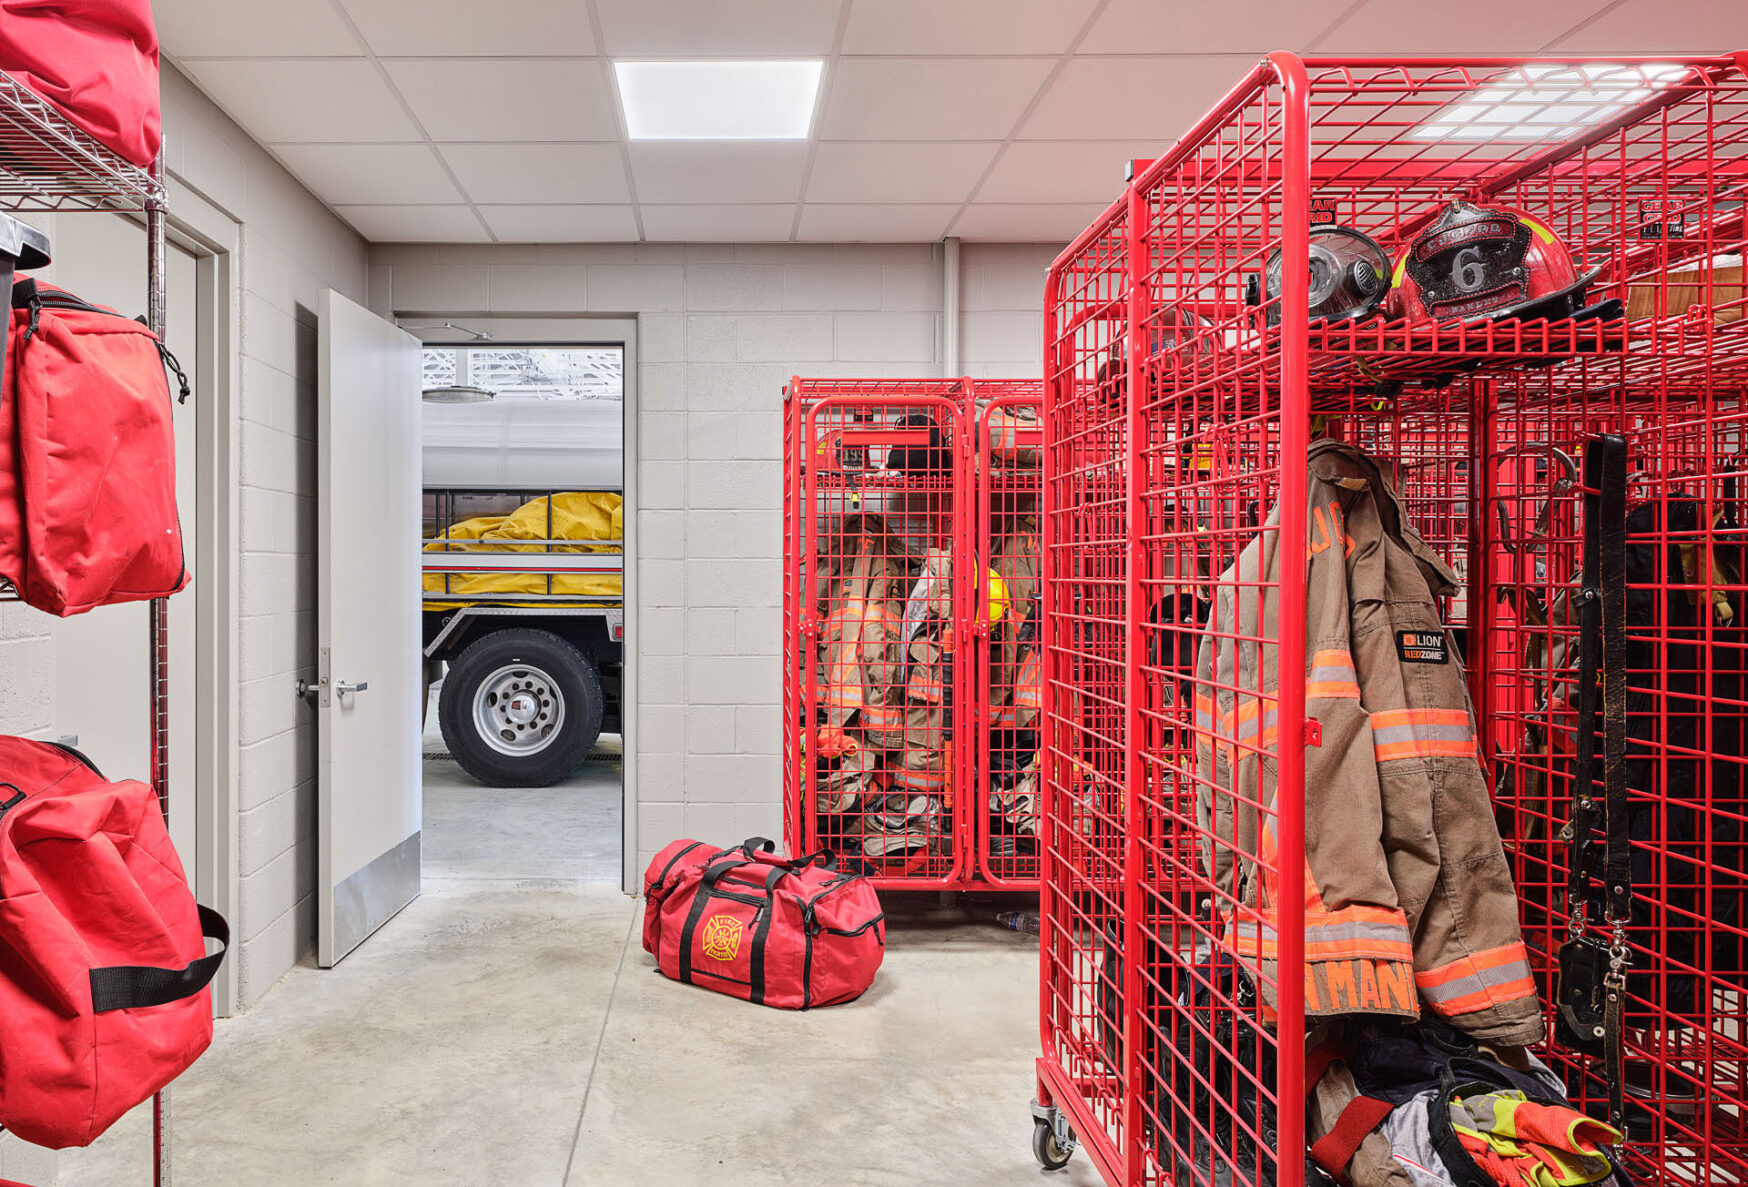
[1079,0,1352,54]
[820,58,1054,141]
[1314,0,1609,52]
[976,140,1158,204]
[796,205,958,242]
[950,203,1108,242]
[595,0,838,55]
[183,59,420,143]
[1018,55,1252,141]
[334,205,486,242]
[156,0,359,57]
[158,0,358,58]
[441,143,632,204]
[628,142,810,204]
[274,144,461,204]
[385,59,617,142]
[806,142,999,204]
[841,0,1099,55]
[641,205,797,242]
[341,0,596,55]
[1549,0,1747,52]
[480,205,641,242]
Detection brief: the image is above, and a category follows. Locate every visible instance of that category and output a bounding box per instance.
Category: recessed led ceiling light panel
[1415,62,1690,141]
[615,60,823,140]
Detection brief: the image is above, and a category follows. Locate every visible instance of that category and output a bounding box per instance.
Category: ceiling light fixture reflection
[1414,62,1690,141]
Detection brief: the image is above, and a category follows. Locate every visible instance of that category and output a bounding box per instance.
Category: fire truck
[421,350,624,787]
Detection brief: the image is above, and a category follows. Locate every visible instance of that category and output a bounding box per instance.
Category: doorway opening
[414,333,631,890]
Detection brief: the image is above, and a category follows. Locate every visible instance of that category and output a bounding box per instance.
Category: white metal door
[317,290,422,967]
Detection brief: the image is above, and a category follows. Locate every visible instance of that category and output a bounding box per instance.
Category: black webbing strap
[1569,442,1605,905]
[675,880,716,987]
[1597,436,1630,925]
[749,888,775,1006]
[1596,434,1630,1135]
[1569,434,1631,1131]
[677,858,788,988]
[89,905,229,1013]
[737,836,835,871]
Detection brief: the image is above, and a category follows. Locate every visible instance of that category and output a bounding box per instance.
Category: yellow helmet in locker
[986,569,1009,625]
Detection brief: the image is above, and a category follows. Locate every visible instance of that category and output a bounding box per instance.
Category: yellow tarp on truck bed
[423,491,623,609]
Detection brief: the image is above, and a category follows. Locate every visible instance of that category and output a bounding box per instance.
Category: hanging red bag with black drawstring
[0,736,227,1149]
[0,277,190,615]
[0,0,160,168]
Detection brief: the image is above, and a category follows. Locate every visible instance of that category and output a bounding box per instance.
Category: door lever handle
[336,680,370,695]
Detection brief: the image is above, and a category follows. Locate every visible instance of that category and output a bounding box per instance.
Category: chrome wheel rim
[472,664,565,757]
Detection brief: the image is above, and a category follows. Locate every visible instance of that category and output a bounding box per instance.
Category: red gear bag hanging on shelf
[0,0,161,169]
[0,278,189,615]
[0,737,227,1149]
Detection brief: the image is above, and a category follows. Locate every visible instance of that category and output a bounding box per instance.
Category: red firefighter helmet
[1385,200,1604,325]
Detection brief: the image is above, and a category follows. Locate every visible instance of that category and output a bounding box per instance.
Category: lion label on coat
[1395,630,1449,665]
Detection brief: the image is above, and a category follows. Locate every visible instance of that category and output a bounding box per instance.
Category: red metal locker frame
[785,378,975,890]
[972,379,1046,887]
[784,377,1046,893]
[1035,51,1748,1187]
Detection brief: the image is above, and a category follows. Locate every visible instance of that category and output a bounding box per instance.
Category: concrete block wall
[370,241,1056,874]
[0,64,367,1176]
[0,65,367,1003]
[157,67,370,1009]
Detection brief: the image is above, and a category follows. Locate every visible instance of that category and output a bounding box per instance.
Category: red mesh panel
[784,377,1044,891]
[1035,53,1748,1187]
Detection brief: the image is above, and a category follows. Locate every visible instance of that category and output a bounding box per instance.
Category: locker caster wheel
[1031,1101,1076,1171]
[1033,1120,1074,1170]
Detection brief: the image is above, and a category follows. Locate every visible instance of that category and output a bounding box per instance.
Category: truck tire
[439,628,603,787]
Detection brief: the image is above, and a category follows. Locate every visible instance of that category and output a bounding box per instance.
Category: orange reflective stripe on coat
[1014,648,1041,710]
[821,610,863,709]
[1416,943,1537,1017]
[1307,649,1361,700]
[1232,814,1418,1017]
[908,663,944,704]
[1370,707,1478,763]
[889,765,946,793]
[860,703,903,732]
[820,601,897,708]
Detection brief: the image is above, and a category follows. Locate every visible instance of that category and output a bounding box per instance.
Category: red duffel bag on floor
[0,278,189,615]
[643,837,884,1009]
[0,737,227,1149]
[0,0,160,168]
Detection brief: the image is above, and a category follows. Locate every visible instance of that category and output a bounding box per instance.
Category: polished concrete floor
[56,724,1082,1185]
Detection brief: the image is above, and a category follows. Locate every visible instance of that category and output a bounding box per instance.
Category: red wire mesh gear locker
[1033,52,1748,1187]
[975,379,1048,887]
[783,377,1045,891]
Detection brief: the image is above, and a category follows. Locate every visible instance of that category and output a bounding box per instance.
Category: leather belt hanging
[1555,433,1631,1132]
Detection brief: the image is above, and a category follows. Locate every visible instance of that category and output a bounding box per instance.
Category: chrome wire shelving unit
[0,68,177,1186]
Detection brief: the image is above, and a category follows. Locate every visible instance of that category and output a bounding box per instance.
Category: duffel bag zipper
[16,285,191,403]
[706,889,771,908]
[801,904,819,1010]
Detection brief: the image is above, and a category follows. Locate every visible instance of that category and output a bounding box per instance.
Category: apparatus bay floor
[56,744,1090,1186]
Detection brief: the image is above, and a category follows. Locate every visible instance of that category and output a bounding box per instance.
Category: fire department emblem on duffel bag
[701,914,744,962]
